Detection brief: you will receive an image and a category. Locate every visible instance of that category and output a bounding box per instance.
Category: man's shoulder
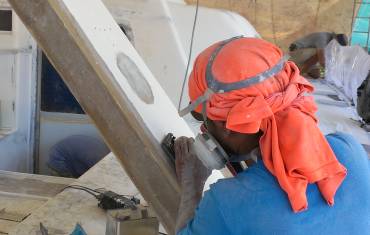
[208,176,241,196]
[326,132,361,148]
[208,162,283,208]
[210,133,368,192]
[205,164,292,233]
[326,132,369,166]
[201,133,370,235]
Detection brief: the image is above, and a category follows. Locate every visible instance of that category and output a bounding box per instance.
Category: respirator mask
[179,36,289,171]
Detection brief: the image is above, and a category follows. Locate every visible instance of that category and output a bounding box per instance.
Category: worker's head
[187,37,313,156]
[335,34,348,46]
[186,37,346,212]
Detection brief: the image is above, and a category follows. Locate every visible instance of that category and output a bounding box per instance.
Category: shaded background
[185,0,361,51]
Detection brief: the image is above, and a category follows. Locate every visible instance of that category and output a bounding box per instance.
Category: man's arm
[174,137,211,232]
[177,189,231,235]
[289,32,334,51]
[176,177,204,232]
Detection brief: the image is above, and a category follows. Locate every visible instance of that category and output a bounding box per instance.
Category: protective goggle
[179,36,289,171]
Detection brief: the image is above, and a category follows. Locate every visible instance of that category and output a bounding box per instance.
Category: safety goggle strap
[206,55,290,93]
[178,35,290,117]
[178,36,242,117]
[178,88,214,117]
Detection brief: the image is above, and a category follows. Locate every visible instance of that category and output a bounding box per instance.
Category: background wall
[0,0,37,172]
[185,0,356,50]
[0,0,33,50]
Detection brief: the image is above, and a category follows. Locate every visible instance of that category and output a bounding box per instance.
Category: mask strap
[200,96,231,162]
[178,36,242,117]
[201,97,208,130]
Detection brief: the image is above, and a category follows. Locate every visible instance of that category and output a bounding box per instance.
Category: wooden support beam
[8,0,194,233]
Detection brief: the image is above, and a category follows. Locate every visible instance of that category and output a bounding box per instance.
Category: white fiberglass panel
[59,0,194,141]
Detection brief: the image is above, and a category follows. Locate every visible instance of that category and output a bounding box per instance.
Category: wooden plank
[0,172,72,234]
[0,220,18,235]
[0,171,75,234]
[10,154,142,235]
[8,0,195,233]
[0,170,74,198]
[0,194,47,220]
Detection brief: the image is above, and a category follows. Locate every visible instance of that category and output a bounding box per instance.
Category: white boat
[0,1,369,234]
[0,0,368,176]
[0,0,258,174]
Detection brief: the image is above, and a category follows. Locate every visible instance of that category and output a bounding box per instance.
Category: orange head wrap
[188,37,347,212]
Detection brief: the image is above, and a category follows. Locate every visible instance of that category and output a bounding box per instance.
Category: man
[175,37,370,235]
[289,32,348,78]
[48,135,110,178]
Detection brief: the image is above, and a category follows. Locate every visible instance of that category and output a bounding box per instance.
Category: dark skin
[300,49,325,79]
[190,110,262,156]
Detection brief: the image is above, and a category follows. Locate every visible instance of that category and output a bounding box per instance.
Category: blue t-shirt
[48,135,110,177]
[178,133,370,235]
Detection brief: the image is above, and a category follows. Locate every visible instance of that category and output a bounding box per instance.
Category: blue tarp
[352,1,370,52]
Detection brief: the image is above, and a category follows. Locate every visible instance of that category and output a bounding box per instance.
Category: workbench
[5,154,144,235]
[0,170,74,234]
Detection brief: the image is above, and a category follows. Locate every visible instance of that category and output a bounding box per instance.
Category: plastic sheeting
[325,40,370,106]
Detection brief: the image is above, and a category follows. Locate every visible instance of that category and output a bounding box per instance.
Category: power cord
[178,0,200,113]
[63,185,100,198]
[63,185,140,210]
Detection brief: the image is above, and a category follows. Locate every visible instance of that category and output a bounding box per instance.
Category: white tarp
[325,40,370,106]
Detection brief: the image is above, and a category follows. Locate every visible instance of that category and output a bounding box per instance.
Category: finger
[174,137,186,158]
[185,137,195,153]
[175,137,189,163]
[175,157,183,180]
[174,138,181,157]
[178,137,188,155]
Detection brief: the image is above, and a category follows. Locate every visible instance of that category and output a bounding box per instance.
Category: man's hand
[174,136,211,232]
[175,137,211,192]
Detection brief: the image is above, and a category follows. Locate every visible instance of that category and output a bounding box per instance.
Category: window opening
[0,9,12,32]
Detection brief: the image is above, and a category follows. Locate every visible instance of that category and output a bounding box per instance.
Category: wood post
[8,1,183,233]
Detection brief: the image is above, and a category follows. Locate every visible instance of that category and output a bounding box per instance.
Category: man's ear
[213,121,232,135]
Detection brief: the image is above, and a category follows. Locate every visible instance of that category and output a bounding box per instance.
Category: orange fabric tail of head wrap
[188,37,347,212]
